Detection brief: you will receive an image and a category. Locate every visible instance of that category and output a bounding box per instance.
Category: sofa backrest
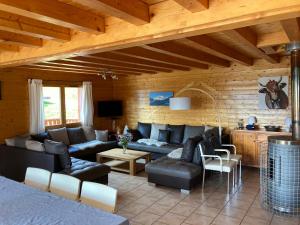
[0,145,62,182]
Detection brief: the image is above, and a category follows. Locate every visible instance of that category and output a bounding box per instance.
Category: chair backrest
[50,173,81,201]
[24,167,51,191]
[80,181,118,213]
[198,142,213,168]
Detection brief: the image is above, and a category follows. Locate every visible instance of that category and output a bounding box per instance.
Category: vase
[122,146,127,154]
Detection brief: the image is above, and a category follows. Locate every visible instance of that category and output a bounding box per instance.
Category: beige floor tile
[145,203,173,216]
[169,203,195,217]
[156,196,181,207]
[271,215,299,225]
[241,215,270,225]
[158,212,186,225]
[131,212,160,225]
[135,195,158,206]
[213,214,243,225]
[184,213,215,225]
[194,205,221,218]
[225,199,252,210]
[152,222,168,225]
[121,202,149,215]
[221,205,247,219]
[116,209,136,219]
[247,206,273,221]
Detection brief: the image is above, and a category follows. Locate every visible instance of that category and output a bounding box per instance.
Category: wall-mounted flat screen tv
[97,100,123,117]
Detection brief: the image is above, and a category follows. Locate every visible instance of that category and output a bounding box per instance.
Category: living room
[0,1,300,225]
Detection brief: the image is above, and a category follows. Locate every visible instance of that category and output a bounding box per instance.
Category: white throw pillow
[5,138,15,146]
[167,148,183,159]
[25,140,45,152]
[150,123,167,140]
[95,130,108,142]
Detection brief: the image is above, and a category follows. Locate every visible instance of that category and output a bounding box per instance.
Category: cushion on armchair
[181,136,202,162]
[167,125,185,144]
[137,122,151,138]
[67,127,87,145]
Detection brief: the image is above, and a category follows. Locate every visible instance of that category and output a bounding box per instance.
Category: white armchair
[199,144,237,193]
[218,144,242,182]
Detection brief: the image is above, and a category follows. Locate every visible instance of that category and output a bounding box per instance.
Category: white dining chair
[80,181,118,213]
[24,167,51,192]
[50,173,81,201]
[199,143,237,193]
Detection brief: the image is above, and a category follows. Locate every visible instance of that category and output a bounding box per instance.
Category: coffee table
[96,148,151,176]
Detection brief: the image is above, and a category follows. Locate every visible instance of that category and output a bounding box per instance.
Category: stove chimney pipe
[286,42,300,140]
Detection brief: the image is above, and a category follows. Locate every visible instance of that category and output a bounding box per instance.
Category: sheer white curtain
[80,81,94,127]
[28,79,45,134]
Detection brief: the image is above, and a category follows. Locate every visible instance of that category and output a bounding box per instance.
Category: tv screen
[97,100,123,117]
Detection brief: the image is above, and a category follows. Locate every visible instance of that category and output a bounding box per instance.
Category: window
[43,85,81,127]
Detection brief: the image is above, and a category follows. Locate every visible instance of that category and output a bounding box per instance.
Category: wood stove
[261,42,300,216]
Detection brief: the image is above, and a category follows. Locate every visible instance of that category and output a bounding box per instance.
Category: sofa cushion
[95,130,108,142]
[183,125,205,144]
[137,122,151,138]
[181,136,202,162]
[48,127,70,145]
[67,127,87,145]
[82,126,96,141]
[127,142,181,155]
[158,129,170,142]
[63,157,110,181]
[44,140,72,169]
[167,125,185,144]
[69,140,104,152]
[25,140,45,152]
[150,123,167,140]
[31,132,49,143]
[145,156,202,179]
[128,129,142,142]
[5,135,30,148]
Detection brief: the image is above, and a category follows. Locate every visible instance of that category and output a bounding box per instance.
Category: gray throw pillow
[5,135,30,148]
[95,130,108,142]
[44,140,72,169]
[150,123,167,140]
[48,127,70,145]
[183,125,205,144]
[67,127,87,145]
[82,126,96,141]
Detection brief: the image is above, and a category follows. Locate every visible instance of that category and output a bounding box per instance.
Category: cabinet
[231,130,290,167]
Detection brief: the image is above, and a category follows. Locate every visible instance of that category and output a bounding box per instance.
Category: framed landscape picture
[149,91,173,106]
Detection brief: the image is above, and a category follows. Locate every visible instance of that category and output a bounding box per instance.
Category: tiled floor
[108,168,300,225]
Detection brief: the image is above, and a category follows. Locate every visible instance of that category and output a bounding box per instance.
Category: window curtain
[80,81,94,127]
[28,79,45,134]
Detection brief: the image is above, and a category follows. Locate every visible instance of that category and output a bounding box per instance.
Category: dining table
[0,176,129,225]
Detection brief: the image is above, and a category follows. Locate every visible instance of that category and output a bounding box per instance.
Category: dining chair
[24,167,51,192]
[80,181,118,213]
[198,142,237,193]
[50,173,81,201]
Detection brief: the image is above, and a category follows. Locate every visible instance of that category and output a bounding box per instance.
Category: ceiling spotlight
[111,74,118,80]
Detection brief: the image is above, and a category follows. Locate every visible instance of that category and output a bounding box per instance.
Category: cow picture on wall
[258,76,289,109]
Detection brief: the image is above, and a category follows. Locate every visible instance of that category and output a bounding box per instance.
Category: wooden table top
[97,148,150,160]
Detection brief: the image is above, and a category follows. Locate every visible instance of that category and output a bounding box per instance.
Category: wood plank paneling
[113,57,291,131]
[0,68,113,142]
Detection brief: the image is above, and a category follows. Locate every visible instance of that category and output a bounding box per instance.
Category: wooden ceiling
[0,0,299,76]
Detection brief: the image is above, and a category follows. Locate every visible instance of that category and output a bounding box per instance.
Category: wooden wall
[113,57,291,132]
[0,68,113,142]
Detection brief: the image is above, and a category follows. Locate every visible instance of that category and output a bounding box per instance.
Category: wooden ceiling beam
[64,56,159,74]
[147,41,230,67]
[44,58,171,73]
[19,65,135,76]
[0,11,70,41]
[117,46,209,69]
[280,18,300,41]
[91,52,190,71]
[0,0,105,33]
[260,46,277,54]
[257,31,289,48]
[29,64,142,75]
[186,35,253,66]
[223,27,280,64]
[36,61,155,74]
[0,43,19,52]
[173,0,208,12]
[59,0,149,25]
[0,30,42,47]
